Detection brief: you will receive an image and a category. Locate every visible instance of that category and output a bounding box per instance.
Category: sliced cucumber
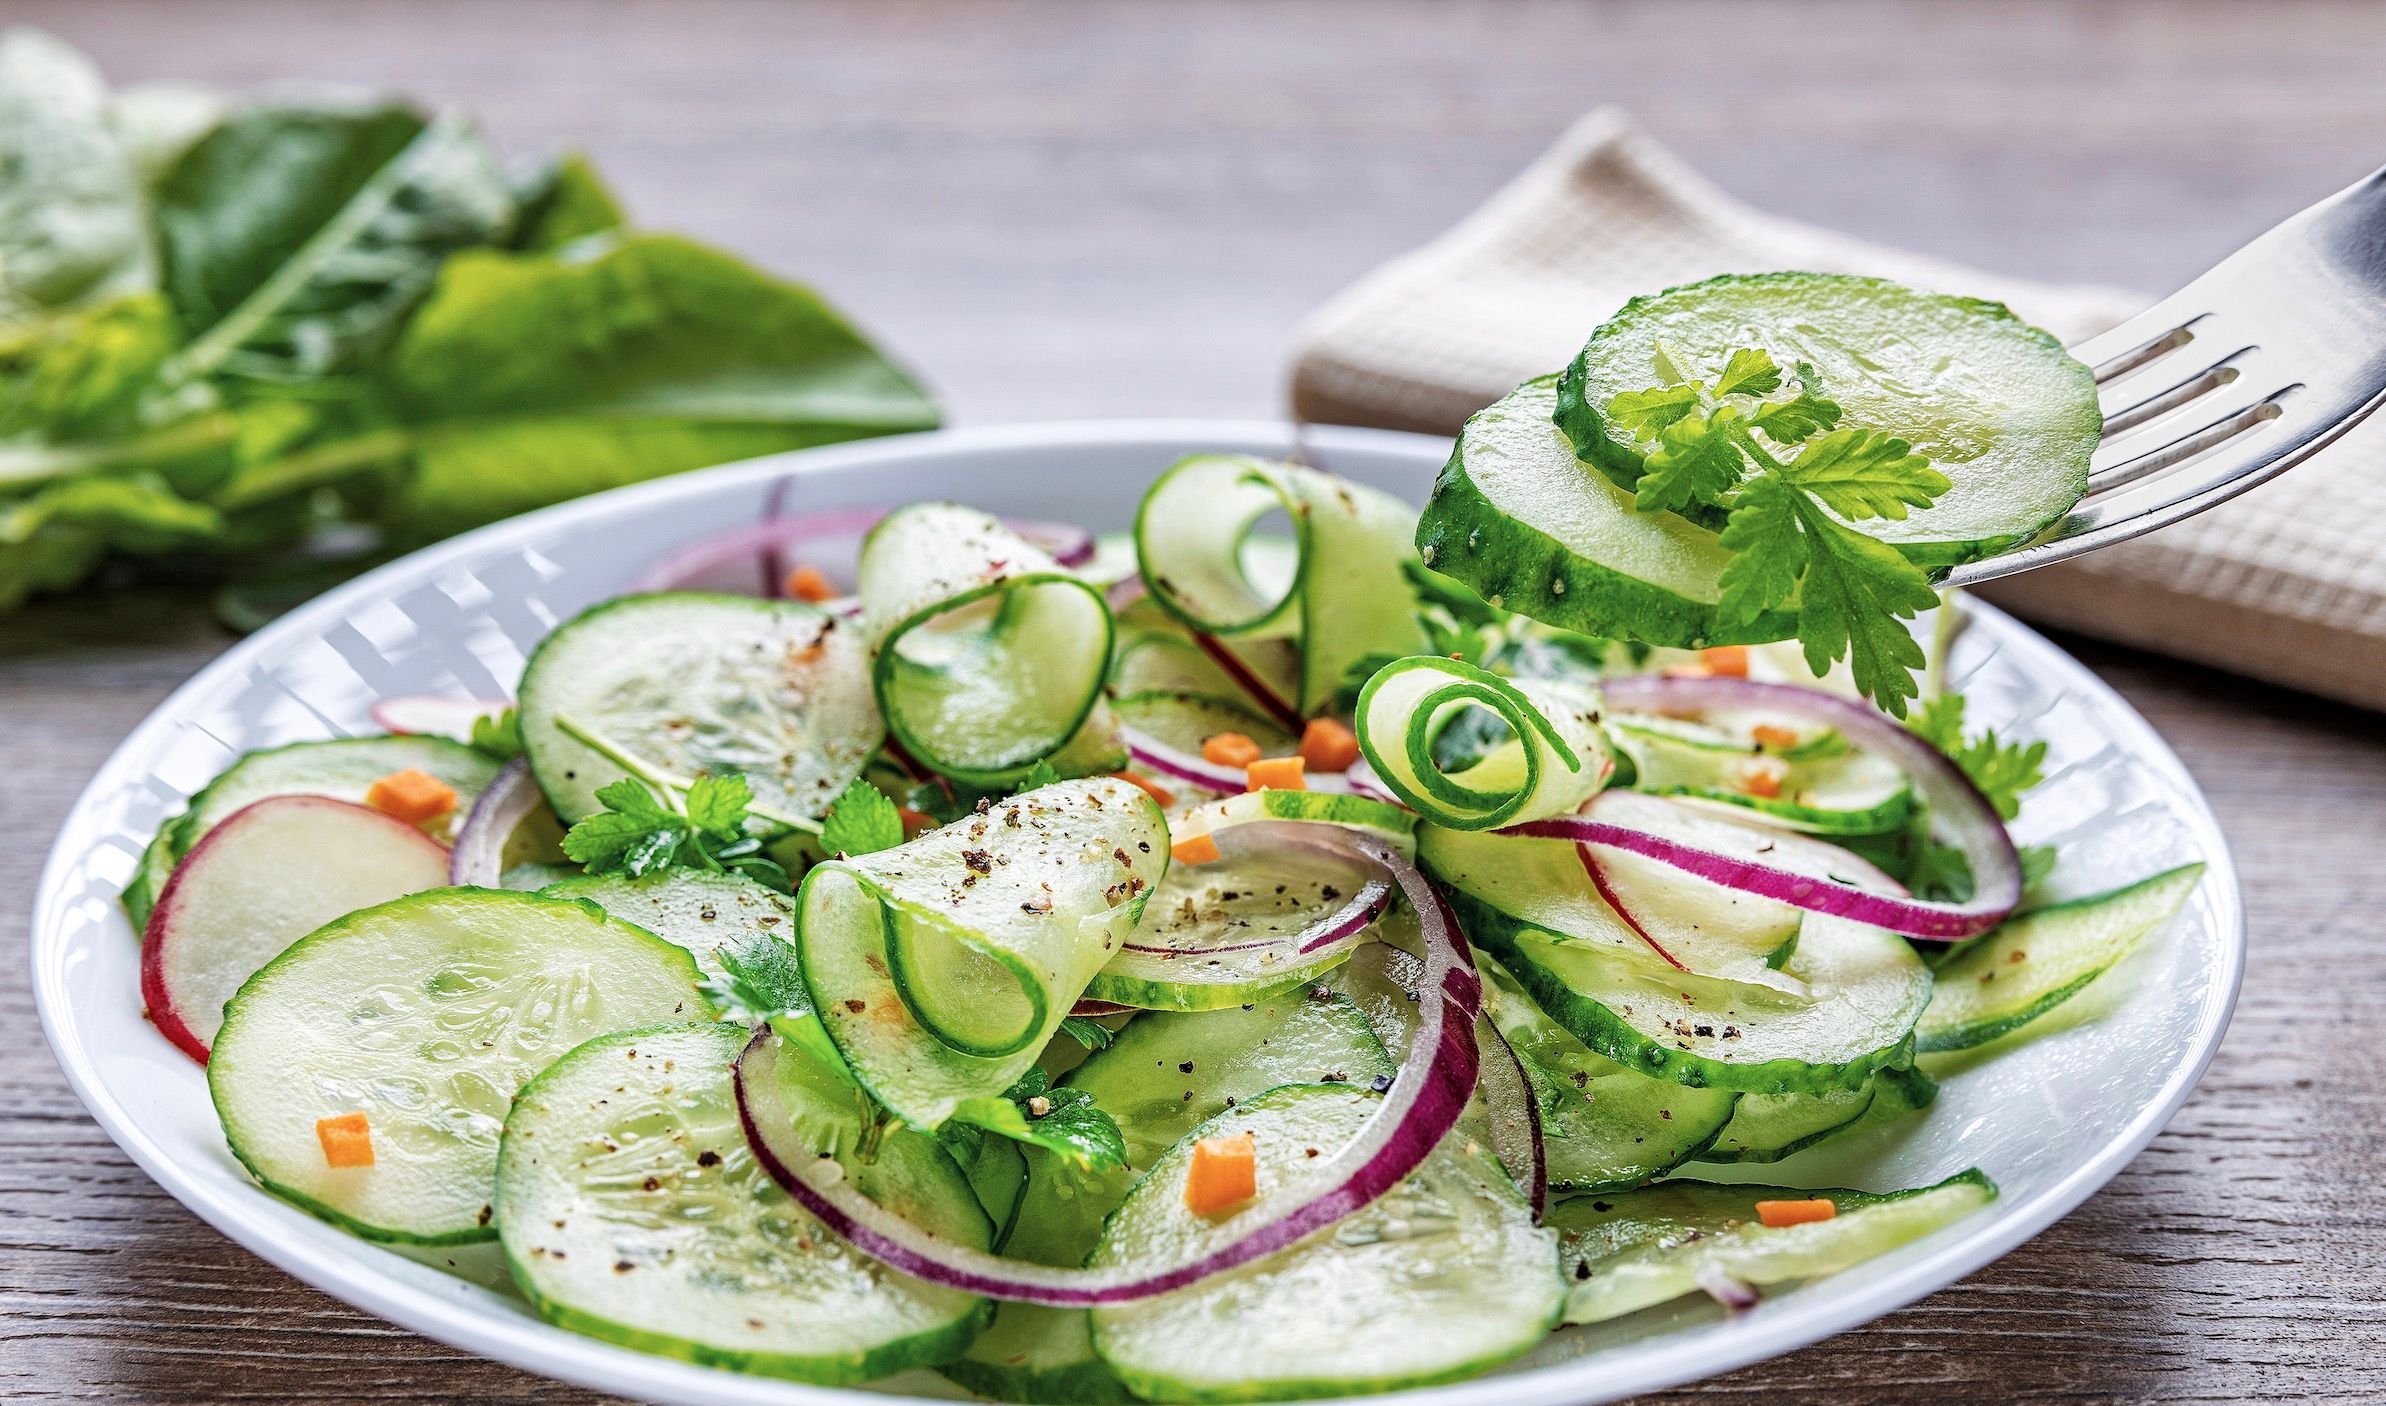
[124,822,181,931]
[951,990,1393,1403]
[1422,826,1930,1093]
[1690,1065,1946,1166]
[1111,688,1293,758]
[1556,272,2099,569]
[800,778,1167,1128]
[1479,953,1738,1191]
[1085,828,1384,1010]
[1088,1084,1561,1401]
[1418,377,1797,649]
[518,593,879,825]
[1354,656,1612,830]
[1919,864,2202,1053]
[1610,713,1913,836]
[1136,454,1427,715]
[862,503,1121,784]
[173,734,503,860]
[539,869,795,980]
[209,888,711,1244]
[1173,787,1418,852]
[1548,1168,1996,1324]
[496,1023,989,1382]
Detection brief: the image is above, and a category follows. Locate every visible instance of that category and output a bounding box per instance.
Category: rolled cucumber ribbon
[798,777,1169,1129]
[861,502,1124,784]
[1134,455,1427,717]
[1354,657,1613,830]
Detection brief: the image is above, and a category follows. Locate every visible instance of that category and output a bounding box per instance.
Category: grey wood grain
[4,1,2383,1402]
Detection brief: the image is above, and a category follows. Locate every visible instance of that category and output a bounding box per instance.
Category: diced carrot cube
[1202,732,1264,768]
[1738,758,1788,799]
[1751,723,1801,751]
[1184,1131,1256,1215]
[1171,831,1222,865]
[1660,663,1712,680]
[785,564,838,603]
[1755,1198,1836,1228]
[1112,771,1177,809]
[317,1112,375,1169]
[1702,645,1751,677]
[1245,756,1306,793]
[1299,718,1361,773]
[366,768,458,824]
[897,806,938,838]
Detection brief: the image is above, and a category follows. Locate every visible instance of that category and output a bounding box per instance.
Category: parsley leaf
[559,773,792,891]
[698,929,808,1027]
[1605,347,1952,714]
[683,772,754,836]
[1909,693,2048,821]
[820,776,905,857]
[1017,759,1064,792]
[467,706,522,760]
[1059,1015,1115,1050]
[948,1067,1127,1170]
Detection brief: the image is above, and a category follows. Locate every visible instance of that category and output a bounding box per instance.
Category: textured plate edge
[28,418,2244,1406]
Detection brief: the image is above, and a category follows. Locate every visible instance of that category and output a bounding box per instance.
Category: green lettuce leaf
[0,31,151,317]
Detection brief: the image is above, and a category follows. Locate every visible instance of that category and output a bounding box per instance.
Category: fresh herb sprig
[559,772,791,891]
[946,1066,1127,1171]
[1335,561,1619,709]
[1906,689,2055,902]
[1605,345,1951,714]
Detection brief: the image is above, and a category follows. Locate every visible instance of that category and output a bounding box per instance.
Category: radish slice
[141,797,451,1063]
[448,758,551,887]
[370,695,508,742]
[631,508,1096,597]
[736,834,1483,1306]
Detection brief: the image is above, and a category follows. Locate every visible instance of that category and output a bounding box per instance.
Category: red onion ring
[1696,1260,1762,1312]
[1473,1016,1546,1221]
[370,695,508,741]
[735,833,1480,1306]
[448,757,544,886]
[1192,631,1303,733]
[632,508,1096,597]
[1121,724,1249,795]
[1576,843,1691,972]
[1511,786,2012,941]
[1118,822,1390,959]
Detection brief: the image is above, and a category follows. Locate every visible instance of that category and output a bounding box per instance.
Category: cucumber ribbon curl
[1354,656,1615,831]
[740,825,1487,1306]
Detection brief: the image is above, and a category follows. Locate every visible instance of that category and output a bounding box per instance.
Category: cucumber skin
[943,1356,1141,1406]
[874,571,1118,786]
[209,888,713,1247]
[499,1023,990,1386]
[1416,425,1799,651]
[1441,885,1916,1096]
[1918,863,2204,1053]
[1552,272,2097,571]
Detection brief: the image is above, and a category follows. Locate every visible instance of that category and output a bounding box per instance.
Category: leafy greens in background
[0,28,937,617]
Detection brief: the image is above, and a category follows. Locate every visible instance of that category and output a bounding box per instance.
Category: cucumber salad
[129,273,2204,1401]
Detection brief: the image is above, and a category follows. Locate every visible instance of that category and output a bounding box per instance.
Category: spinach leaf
[375,234,938,536]
[153,102,515,385]
[0,31,150,317]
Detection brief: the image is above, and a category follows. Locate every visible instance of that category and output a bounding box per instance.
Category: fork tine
[1944,163,2386,590]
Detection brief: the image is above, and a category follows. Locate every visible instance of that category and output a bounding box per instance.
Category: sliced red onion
[371,695,508,742]
[1118,822,1389,959]
[1191,631,1303,733]
[631,508,1094,596]
[1473,1016,1546,1221]
[736,833,1481,1306]
[1696,1260,1761,1312]
[449,757,544,886]
[1516,677,2019,940]
[1343,756,1404,807]
[1121,724,1249,795]
[1576,843,1690,972]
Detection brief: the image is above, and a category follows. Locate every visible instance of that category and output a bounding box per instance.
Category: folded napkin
[1289,110,2386,712]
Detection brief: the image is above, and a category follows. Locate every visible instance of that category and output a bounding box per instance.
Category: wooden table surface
[6,1,2384,1401]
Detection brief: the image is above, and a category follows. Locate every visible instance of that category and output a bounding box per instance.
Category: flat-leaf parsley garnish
[560,772,791,891]
[1604,344,1952,714]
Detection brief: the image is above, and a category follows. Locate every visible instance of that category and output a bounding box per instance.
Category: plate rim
[31,417,2245,1406]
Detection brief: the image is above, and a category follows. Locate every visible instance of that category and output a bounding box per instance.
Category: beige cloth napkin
[1289,109,2386,713]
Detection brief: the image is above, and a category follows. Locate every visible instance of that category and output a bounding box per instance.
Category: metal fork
[1941,165,2386,588]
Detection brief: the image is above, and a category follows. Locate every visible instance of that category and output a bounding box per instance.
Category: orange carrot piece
[365,768,458,824]
[1299,718,1361,773]
[1755,1198,1836,1228]
[1738,758,1788,799]
[1184,1131,1257,1215]
[1701,645,1751,677]
[785,564,838,603]
[1171,831,1222,865]
[1245,756,1306,793]
[1202,732,1264,768]
[316,1112,375,1169]
[897,806,938,838]
[1112,771,1177,809]
[1750,723,1801,751]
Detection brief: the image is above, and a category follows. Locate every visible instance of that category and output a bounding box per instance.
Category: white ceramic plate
[33,421,2241,1406]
